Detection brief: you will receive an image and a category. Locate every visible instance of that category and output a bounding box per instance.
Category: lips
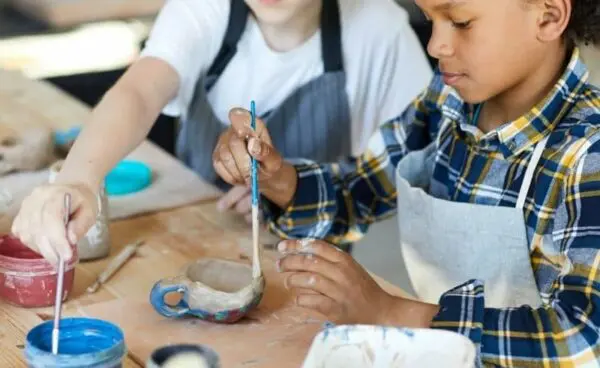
[440,67,467,86]
[441,72,467,86]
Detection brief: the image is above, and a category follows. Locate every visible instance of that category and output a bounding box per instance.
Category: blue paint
[24,317,126,368]
[149,282,190,318]
[54,126,82,146]
[250,101,258,206]
[105,160,152,196]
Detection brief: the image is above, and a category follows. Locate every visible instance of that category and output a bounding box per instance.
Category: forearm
[378,295,439,329]
[260,161,298,209]
[56,58,178,191]
[57,86,153,189]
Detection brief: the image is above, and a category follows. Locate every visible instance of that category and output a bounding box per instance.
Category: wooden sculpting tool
[86,240,143,294]
[52,192,71,355]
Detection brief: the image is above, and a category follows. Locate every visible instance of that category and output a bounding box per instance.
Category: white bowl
[302,325,476,368]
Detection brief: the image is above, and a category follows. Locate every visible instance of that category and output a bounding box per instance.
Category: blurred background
[0,0,598,291]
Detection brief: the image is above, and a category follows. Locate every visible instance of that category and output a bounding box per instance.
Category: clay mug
[149,258,265,323]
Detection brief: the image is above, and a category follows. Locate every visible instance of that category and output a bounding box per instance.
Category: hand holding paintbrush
[212,107,299,210]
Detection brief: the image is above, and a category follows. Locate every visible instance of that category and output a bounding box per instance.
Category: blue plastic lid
[105,160,152,196]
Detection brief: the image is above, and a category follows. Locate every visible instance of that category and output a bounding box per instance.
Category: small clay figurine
[0,125,54,176]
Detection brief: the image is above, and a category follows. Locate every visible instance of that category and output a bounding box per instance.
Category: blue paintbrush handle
[250,101,258,206]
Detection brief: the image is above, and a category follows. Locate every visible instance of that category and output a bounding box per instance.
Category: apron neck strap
[320,0,343,72]
[206,0,344,84]
[515,135,550,209]
[205,0,250,82]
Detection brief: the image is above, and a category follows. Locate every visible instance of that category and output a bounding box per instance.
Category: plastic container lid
[25,317,126,368]
[105,160,152,196]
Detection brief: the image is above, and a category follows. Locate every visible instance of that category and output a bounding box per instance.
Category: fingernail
[216,201,226,212]
[248,138,261,156]
[276,258,282,272]
[308,276,316,286]
[232,107,248,116]
[299,239,313,252]
[277,241,287,252]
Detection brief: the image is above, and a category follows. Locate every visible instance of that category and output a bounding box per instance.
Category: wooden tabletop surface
[0,70,407,367]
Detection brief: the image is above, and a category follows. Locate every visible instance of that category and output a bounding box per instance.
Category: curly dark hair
[568,0,600,45]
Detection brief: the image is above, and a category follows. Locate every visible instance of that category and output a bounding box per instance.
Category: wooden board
[9,0,164,28]
[0,69,89,132]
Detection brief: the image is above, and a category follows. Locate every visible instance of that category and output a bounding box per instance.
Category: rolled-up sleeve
[263,86,437,245]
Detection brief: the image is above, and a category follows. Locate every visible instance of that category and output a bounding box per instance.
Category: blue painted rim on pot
[24,317,126,368]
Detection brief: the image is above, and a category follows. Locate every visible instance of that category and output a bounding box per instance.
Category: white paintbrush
[52,192,70,355]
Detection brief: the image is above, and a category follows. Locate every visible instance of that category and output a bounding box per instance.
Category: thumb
[248,137,283,176]
[228,107,272,145]
[67,207,96,244]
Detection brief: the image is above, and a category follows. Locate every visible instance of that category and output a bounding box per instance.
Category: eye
[451,20,472,29]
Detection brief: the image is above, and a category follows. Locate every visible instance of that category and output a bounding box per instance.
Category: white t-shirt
[140,0,432,155]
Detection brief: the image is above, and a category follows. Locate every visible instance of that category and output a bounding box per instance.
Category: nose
[427,24,454,60]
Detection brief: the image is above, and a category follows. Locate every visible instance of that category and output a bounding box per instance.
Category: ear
[536,0,571,42]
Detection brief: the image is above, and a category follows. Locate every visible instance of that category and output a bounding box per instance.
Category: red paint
[0,235,77,308]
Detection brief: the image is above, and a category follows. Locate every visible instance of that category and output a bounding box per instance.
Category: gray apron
[176,0,351,190]
[396,123,548,308]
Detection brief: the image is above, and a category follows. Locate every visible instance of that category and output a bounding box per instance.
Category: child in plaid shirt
[212,0,600,366]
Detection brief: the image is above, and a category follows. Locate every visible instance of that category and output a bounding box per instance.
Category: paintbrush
[52,192,70,355]
[86,240,143,294]
[250,101,261,279]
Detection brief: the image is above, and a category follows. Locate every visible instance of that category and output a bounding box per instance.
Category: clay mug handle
[149,276,190,318]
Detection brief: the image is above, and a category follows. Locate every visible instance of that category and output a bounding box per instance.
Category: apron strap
[205,0,249,89]
[321,0,343,72]
[205,0,344,91]
[515,135,550,209]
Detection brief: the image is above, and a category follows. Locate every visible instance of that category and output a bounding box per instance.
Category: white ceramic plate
[302,325,476,368]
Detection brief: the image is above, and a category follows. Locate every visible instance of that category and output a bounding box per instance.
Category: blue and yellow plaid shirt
[264,48,600,366]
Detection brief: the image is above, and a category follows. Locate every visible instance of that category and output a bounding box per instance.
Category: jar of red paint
[0,235,77,308]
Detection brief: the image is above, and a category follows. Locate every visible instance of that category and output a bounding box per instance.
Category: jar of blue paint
[24,317,126,368]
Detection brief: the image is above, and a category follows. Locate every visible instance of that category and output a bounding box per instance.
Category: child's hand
[276,239,400,325]
[216,185,255,224]
[12,182,98,265]
[213,107,299,209]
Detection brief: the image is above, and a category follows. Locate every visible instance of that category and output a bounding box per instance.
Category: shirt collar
[442,47,590,158]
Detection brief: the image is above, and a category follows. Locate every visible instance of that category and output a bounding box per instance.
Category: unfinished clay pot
[150,258,265,323]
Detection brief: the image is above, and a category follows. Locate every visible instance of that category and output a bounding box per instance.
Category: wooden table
[0,70,407,367]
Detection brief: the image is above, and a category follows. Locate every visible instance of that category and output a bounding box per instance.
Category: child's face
[416,0,550,103]
[245,0,320,27]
